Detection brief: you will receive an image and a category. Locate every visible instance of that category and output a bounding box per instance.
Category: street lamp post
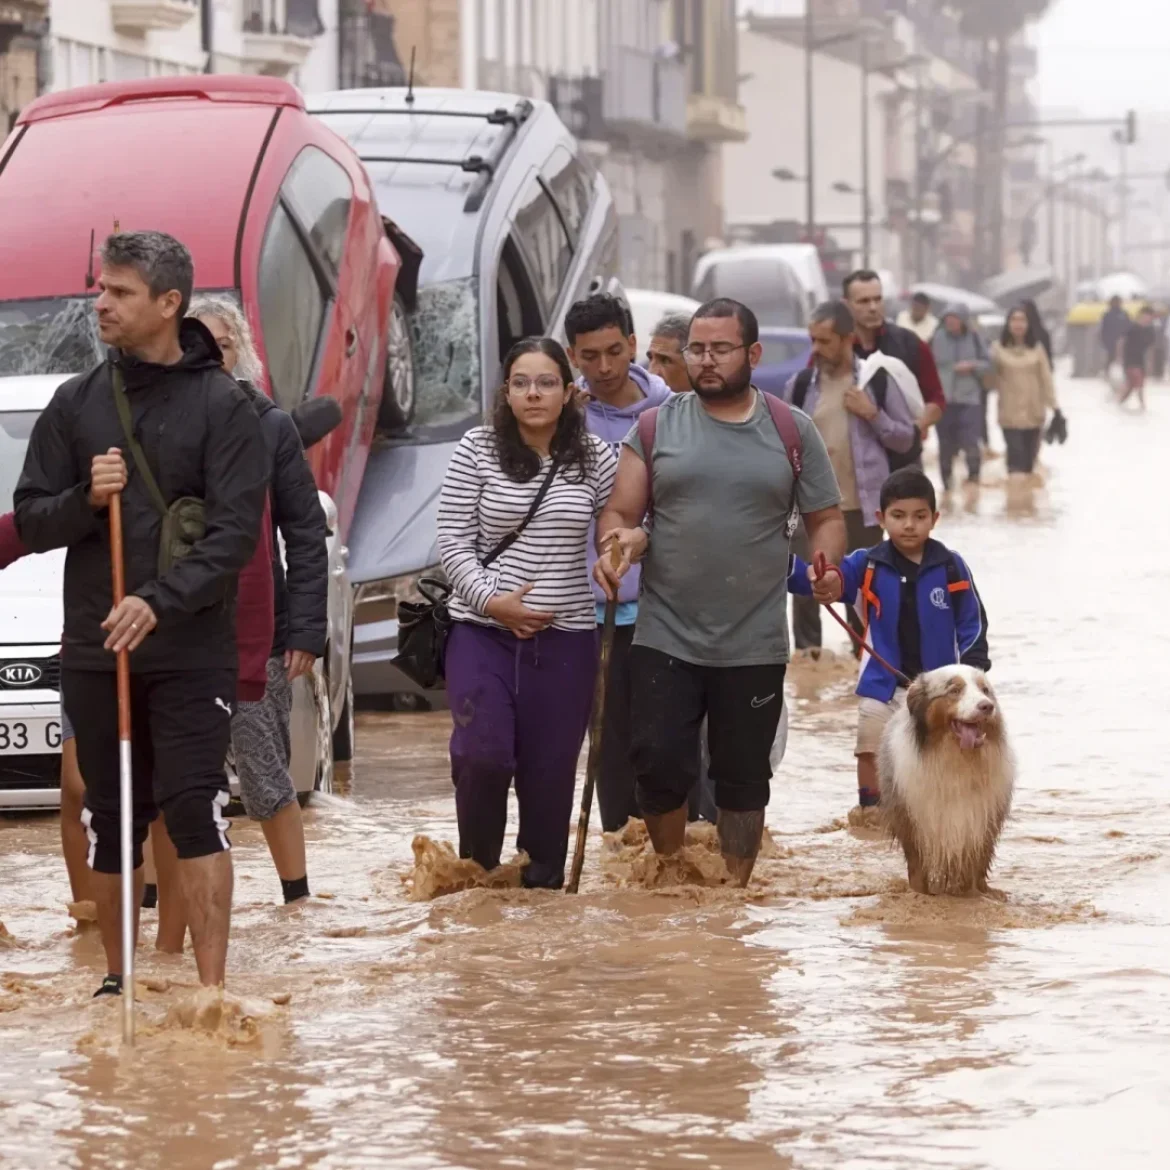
[804,1,815,240]
[860,37,870,268]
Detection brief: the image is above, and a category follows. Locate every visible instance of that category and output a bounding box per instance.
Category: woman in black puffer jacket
[192,296,328,907]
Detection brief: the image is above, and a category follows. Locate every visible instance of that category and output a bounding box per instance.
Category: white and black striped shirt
[437,427,617,632]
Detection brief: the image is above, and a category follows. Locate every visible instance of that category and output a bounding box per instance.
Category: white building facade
[45,0,340,96]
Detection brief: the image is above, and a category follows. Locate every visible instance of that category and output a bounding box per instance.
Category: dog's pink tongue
[958,722,981,751]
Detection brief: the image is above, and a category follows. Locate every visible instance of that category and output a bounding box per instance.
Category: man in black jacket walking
[14,231,268,994]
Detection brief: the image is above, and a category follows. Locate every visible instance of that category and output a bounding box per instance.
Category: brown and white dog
[878,665,1015,895]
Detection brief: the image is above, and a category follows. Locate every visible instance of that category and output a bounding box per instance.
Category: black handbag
[393,459,561,689]
[1045,409,1068,445]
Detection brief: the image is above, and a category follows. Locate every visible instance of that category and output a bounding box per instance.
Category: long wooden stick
[566,539,624,894]
[109,493,135,1045]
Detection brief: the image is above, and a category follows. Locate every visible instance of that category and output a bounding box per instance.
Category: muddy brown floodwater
[2,376,1169,1169]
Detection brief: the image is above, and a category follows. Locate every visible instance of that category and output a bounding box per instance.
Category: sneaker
[93,974,124,998]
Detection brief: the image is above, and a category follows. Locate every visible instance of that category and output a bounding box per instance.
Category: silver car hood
[346,439,459,584]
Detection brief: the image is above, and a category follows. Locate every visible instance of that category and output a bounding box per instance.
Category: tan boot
[717,808,765,888]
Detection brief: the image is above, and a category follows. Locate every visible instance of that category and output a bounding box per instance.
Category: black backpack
[791,367,923,472]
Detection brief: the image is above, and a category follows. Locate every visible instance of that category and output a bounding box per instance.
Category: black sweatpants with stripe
[61,668,236,873]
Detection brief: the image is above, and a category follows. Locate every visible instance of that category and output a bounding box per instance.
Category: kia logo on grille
[0,662,43,686]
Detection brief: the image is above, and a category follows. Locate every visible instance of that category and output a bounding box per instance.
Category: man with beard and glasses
[594,298,846,886]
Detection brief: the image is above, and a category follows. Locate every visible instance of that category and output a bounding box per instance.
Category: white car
[623,289,702,359]
[0,374,352,813]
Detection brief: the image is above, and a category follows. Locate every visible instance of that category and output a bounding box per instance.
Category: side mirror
[291,396,343,450]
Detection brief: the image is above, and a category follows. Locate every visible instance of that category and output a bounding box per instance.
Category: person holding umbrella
[14,231,268,995]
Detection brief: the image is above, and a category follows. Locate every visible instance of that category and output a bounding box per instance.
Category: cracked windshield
[1,1,1168,1168]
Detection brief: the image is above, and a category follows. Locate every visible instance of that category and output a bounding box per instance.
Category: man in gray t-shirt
[596,298,846,885]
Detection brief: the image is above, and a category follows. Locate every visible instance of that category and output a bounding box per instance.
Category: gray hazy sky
[1035,0,1170,115]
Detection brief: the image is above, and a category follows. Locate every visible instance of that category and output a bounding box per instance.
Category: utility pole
[860,35,871,268]
[804,1,815,240]
[1053,140,1062,267]
[1118,136,1129,261]
[201,0,214,73]
[913,61,925,281]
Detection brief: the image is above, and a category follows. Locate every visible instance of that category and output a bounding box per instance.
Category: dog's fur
[878,665,1015,895]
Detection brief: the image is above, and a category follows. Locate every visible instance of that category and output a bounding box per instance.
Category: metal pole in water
[109,493,135,1046]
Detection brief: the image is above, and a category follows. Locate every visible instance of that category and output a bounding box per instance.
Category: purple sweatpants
[445,621,598,888]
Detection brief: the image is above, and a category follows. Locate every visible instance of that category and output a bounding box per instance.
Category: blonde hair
[190,295,264,386]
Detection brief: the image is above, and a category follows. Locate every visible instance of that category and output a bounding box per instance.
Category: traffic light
[1126,109,1137,145]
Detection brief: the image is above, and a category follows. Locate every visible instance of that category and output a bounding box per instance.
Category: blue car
[753,326,811,397]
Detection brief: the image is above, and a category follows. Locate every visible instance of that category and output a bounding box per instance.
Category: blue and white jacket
[789,538,990,702]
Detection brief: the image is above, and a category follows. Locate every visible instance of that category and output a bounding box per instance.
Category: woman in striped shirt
[438,338,617,889]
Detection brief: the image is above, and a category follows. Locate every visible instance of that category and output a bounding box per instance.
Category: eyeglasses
[683,343,747,363]
[508,375,565,394]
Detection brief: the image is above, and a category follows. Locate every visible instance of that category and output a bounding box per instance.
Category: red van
[0,74,405,541]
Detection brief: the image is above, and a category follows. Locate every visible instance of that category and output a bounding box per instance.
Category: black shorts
[629,646,786,815]
[61,668,236,874]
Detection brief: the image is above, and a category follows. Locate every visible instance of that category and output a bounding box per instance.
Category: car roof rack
[359,154,494,174]
[334,99,534,214]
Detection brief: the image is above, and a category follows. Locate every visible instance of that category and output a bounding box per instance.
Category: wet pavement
[1,375,1168,1169]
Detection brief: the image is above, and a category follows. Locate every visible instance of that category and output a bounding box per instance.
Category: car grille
[0,654,60,692]
[0,754,60,791]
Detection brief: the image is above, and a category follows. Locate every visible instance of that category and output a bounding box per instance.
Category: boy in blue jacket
[790,467,990,809]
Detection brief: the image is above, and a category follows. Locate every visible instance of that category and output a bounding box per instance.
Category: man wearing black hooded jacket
[14,231,268,994]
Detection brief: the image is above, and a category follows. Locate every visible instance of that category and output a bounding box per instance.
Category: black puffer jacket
[242,384,328,659]
[14,320,268,673]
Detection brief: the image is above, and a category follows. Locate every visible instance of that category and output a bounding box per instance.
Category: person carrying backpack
[594,298,845,887]
[783,301,917,654]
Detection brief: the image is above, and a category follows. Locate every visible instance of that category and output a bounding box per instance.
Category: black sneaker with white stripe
[93,974,123,998]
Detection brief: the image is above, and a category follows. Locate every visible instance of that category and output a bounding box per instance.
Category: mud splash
[67,900,97,925]
[404,835,529,901]
[79,986,281,1053]
[601,819,790,889]
[0,919,14,948]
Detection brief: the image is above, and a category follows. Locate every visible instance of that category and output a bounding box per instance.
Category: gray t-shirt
[626,390,840,667]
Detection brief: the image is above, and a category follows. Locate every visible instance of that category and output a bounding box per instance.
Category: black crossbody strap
[481,458,560,569]
[111,366,169,519]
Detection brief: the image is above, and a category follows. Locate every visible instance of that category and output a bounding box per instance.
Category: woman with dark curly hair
[436,337,617,888]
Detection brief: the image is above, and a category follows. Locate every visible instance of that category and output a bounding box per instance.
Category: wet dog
[878,665,1015,895]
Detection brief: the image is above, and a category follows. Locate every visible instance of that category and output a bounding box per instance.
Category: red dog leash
[811,552,912,687]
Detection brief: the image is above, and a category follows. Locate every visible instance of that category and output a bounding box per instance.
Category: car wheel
[377,292,415,431]
[300,668,334,808]
[332,661,355,763]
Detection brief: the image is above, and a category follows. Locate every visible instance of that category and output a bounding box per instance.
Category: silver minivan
[307,87,621,701]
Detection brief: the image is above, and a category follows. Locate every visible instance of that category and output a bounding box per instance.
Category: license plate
[0,718,61,755]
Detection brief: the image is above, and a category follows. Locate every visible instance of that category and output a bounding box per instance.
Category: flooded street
[2,375,1168,1169]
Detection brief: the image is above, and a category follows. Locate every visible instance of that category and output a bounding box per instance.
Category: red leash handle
[808,550,912,687]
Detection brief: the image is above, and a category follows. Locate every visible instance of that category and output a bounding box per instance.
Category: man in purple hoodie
[566,294,673,833]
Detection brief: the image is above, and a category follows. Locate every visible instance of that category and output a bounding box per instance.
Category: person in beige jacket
[990,305,1058,483]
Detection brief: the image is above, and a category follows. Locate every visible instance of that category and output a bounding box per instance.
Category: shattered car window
[0,298,105,376]
[406,276,482,441]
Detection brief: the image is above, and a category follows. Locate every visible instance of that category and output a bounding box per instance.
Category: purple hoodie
[580,364,673,615]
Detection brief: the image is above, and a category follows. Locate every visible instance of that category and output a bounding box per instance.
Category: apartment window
[258,204,327,410]
[281,147,354,276]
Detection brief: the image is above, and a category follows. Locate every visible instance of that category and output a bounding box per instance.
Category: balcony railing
[243,0,323,39]
[242,0,323,76]
[601,48,688,141]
